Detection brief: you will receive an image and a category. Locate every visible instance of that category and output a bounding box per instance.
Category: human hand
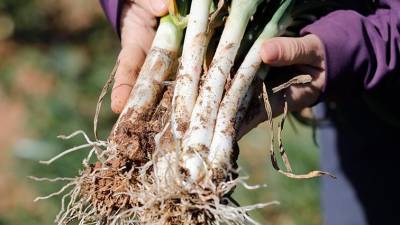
[111,0,168,113]
[238,34,326,138]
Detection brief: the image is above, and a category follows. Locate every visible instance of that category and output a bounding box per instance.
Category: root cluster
[36,86,275,225]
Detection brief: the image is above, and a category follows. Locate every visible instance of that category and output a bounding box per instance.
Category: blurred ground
[237,122,322,225]
[0,1,322,224]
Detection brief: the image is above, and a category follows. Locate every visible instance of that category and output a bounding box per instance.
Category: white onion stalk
[182,0,263,182]
[170,0,212,140]
[110,15,183,142]
[209,0,294,170]
[235,84,256,131]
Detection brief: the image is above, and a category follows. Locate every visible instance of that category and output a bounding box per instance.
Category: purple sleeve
[99,0,123,36]
[301,1,400,98]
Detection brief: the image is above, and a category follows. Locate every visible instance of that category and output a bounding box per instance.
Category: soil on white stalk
[81,87,173,218]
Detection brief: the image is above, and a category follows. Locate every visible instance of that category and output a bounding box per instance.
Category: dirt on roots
[49,85,270,225]
[80,87,173,217]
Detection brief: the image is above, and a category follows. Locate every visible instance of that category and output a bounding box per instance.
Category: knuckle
[115,61,132,78]
[278,39,294,62]
[273,40,285,61]
[282,37,307,63]
[293,39,305,59]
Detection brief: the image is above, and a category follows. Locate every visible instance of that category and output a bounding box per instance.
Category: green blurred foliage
[0,0,119,224]
[0,1,322,224]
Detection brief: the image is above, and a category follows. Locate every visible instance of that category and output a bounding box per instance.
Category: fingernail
[151,0,167,15]
[261,42,279,63]
[111,98,123,114]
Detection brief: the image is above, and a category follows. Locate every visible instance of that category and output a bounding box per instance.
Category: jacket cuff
[300,10,366,100]
[100,0,123,38]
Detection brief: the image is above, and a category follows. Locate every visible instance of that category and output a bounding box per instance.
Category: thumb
[260,34,324,67]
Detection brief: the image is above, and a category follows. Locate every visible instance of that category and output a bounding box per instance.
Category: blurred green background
[0,1,321,224]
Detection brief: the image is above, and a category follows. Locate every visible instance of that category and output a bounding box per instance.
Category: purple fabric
[99,0,123,35]
[301,1,400,99]
[299,2,400,224]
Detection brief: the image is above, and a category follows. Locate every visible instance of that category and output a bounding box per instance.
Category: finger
[295,65,325,91]
[237,99,267,140]
[135,0,169,17]
[236,109,266,140]
[236,92,283,139]
[284,65,325,111]
[285,83,320,112]
[120,4,157,50]
[111,45,146,113]
[114,3,158,113]
[260,34,324,67]
[237,72,322,138]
